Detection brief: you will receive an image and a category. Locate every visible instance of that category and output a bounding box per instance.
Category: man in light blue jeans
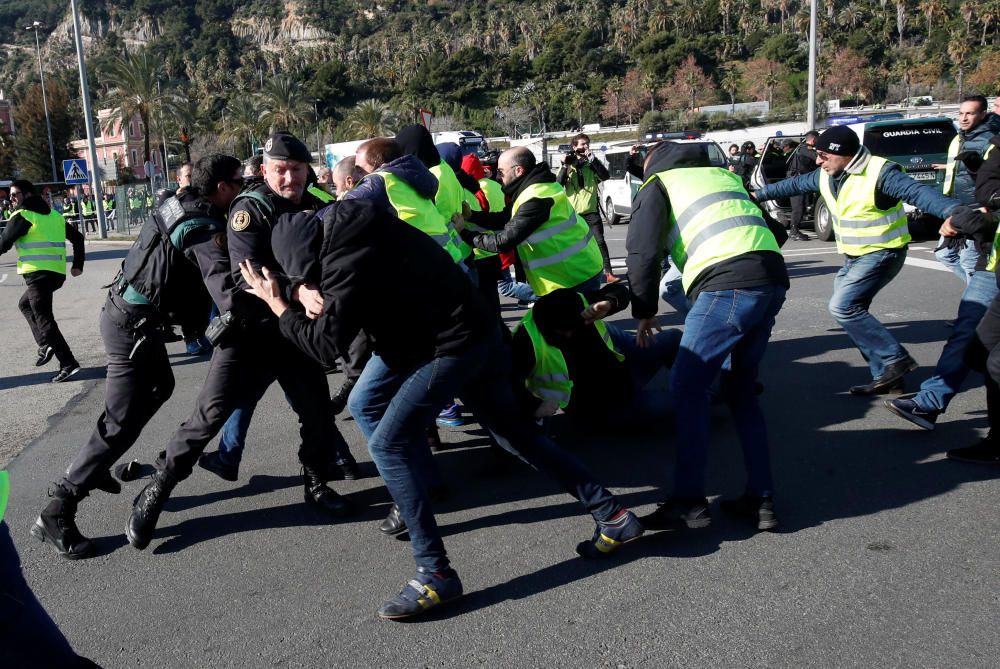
[828,247,910,382]
[885,270,997,429]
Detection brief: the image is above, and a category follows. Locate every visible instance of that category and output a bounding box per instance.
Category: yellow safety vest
[511,181,603,297]
[369,171,464,264]
[0,470,8,524]
[643,167,780,293]
[818,155,910,256]
[515,294,624,408]
[308,185,336,203]
[12,208,68,275]
[430,162,473,261]
[81,199,95,215]
[463,191,496,260]
[943,135,960,196]
[565,162,599,216]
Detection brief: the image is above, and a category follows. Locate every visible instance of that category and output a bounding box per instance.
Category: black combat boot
[378,503,407,536]
[31,484,96,559]
[303,467,355,517]
[330,378,356,415]
[126,469,177,550]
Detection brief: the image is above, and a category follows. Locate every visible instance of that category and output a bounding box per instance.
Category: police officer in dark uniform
[31,154,245,559]
[126,133,357,550]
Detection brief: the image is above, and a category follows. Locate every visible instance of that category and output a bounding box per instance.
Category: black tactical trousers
[583,211,613,275]
[163,320,349,480]
[62,298,174,496]
[18,272,76,367]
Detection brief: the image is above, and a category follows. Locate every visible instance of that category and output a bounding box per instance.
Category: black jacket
[272,199,494,371]
[626,142,788,318]
[461,163,558,254]
[0,194,85,284]
[788,144,818,177]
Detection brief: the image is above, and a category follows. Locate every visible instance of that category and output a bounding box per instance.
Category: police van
[750,117,956,241]
[596,140,728,226]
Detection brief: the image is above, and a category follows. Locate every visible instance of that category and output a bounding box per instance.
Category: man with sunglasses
[31,155,246,558]
[753,125,979,395]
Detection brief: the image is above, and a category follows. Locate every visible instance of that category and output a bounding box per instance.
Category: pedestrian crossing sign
[63,159,89,185]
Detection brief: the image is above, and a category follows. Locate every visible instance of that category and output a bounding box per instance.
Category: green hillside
[1,0,999,179]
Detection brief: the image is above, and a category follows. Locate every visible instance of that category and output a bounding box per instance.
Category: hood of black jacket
[643,141,716,179]
[503,162,555,199]
[21,194,51,215]
[379,154,439,200]
[397,124,441,168]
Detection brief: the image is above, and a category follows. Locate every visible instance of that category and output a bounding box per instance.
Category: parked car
[750,117,956,241]
[597,140,728,226]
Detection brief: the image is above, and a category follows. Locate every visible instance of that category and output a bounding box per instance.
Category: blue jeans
[347,334,621,572]
[935,237,980,284]
[829,248,909,379]
[913,270,999,412]
[218,405,255,464]
[659,261,690,316]
[669,285,786,498]
[603,324,680,424]
[497,267,537,302]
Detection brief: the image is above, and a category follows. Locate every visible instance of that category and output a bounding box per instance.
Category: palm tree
[345,99,396,138]
[222,95,263,159]
[257,75,311,134]
[896,0,909,46]
[720,66,742,112]
[164,88,211,163]
[919,0,949,41]
[101,49,167,166]
[948,31,972,99]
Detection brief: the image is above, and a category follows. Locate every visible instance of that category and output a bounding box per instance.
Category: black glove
[956,150,984,173]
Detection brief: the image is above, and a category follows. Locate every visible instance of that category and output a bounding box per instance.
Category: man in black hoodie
[0,180,85,382]
[240,199,644,620]
[462,147,604,297]
[627,141,789,533]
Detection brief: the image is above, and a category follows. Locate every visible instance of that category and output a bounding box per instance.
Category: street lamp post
[69,0,108,238]
[807,0,818,129]
[313,99,321,159]
[25,21,58,183]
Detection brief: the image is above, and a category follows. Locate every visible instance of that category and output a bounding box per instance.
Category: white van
[596,140,728,225]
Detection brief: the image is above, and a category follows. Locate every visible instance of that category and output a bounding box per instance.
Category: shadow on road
[785,259,842,279]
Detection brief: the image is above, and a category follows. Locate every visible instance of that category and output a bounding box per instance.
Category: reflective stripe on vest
[643,167,780,293]
[376,171,464,264]
[511,182,602,297]
[0,470,8,524]
[12,208,68,275]
[430,162,473,261]
[565,162,599,215]
[817,155,910,256]
[943,134,960,196]
[986,227,1000,272]
[514,294,624,408]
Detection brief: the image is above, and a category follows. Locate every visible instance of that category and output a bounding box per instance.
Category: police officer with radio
[31,155,243,559]
[126,133,357,551]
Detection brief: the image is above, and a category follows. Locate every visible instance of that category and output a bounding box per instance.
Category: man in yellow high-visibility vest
[0,180,86,382]
[755,125,973,395]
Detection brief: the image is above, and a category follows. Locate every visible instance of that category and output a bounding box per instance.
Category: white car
[597,140,728,225]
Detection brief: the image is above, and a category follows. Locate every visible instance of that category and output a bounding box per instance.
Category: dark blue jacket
[342,154,439,217]
[755,151,963,221]
[951,118,997,206]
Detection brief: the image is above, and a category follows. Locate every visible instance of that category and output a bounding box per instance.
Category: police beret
[815,126,861,157]
[263,132,312,163]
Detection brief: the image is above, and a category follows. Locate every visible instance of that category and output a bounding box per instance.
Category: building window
[131,149,137,167]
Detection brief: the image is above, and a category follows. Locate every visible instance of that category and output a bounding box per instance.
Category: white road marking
[903,256,951,272]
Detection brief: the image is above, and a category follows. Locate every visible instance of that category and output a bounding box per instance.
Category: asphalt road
[2,232,998,668]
